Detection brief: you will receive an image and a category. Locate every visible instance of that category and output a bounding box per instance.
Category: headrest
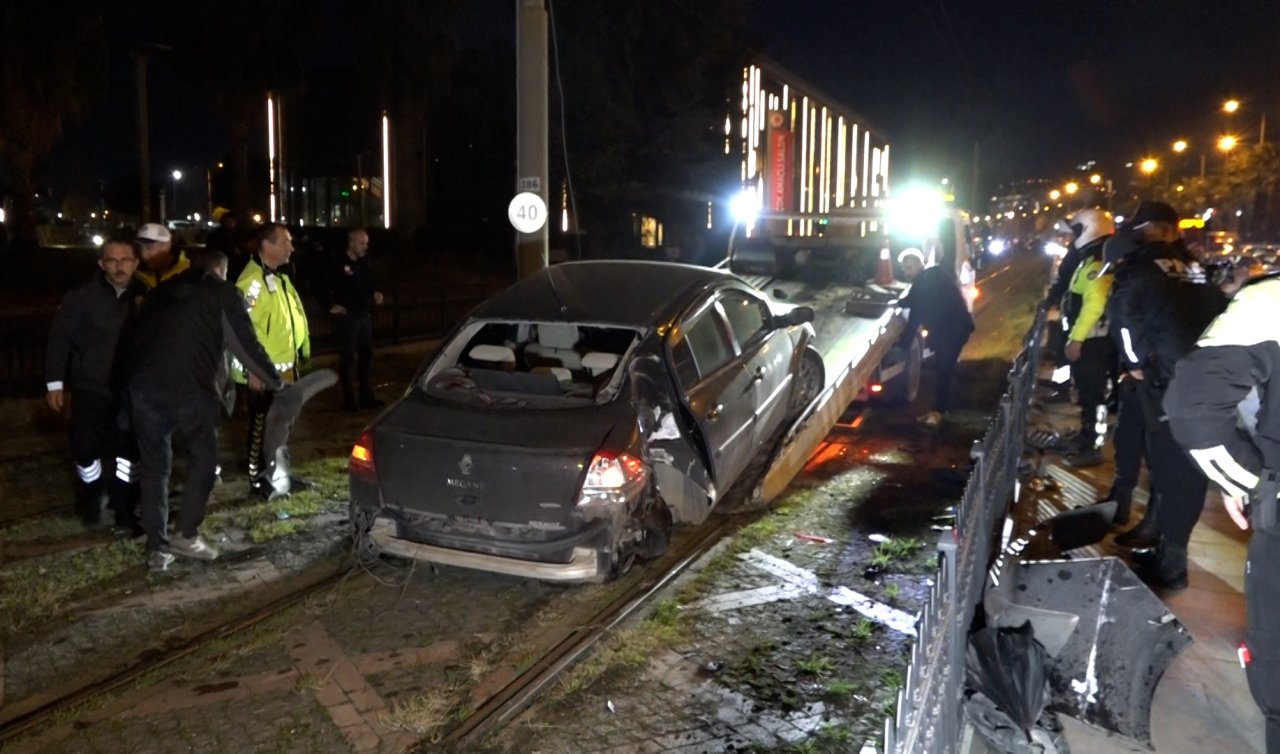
[537,323,580,349]
[469,344,516,364]
[582,351,619,375]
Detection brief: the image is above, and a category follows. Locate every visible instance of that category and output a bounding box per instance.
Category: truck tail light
[349,431,377,483]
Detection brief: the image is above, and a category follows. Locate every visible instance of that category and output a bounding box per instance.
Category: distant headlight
[1045,241,1068,257]
[988,239,1006,255]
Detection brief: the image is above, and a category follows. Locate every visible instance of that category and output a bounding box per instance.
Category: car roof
[469,260,740,327]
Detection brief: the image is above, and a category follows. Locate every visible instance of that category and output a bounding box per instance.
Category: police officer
[329,228,384,410]
[1060,209,1115,467]
[1106,201,1227,588]
[1164,274,1280,751]
[126,252,282,570]
[897,247,975,427]
[45,235,145,530]
[234,223,333,499]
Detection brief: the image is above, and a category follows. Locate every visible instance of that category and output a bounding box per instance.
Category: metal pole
[515,0,549,278]
[134,52,151,223]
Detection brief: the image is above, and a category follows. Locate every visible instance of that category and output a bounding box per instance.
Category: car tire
[881,337,922,405]
[787,348,825,418]
[635,499,673,560]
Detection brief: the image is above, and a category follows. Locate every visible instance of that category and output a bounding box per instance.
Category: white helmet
[1068,208,1115,249]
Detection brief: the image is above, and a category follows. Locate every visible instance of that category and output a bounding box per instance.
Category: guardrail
[884,303,1049,753]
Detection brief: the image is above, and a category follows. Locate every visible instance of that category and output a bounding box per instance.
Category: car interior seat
[468,344,517,370]
[582,351,619,377]
[525,323,584,370]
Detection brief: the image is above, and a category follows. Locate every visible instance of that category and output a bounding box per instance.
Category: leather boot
[1114,514,1160,549]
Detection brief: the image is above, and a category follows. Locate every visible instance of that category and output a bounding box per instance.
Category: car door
[716,288,796,445]
[669,298,758,488]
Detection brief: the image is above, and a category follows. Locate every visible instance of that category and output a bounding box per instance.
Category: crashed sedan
[348,260,823,582]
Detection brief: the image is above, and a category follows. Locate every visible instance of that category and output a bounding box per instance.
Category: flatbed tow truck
[723,206,977,506]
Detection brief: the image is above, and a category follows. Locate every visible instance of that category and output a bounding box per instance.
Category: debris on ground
[794,532,834,544]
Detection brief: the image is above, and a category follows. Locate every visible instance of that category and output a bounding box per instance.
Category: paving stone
[326,701,364,728]
[347,685,384,713]
[313,679,350,707]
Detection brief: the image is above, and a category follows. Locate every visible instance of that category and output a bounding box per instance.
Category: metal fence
[0,286,496,397]
[885,304,1049,753]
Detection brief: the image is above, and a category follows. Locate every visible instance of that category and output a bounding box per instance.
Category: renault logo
[459,453,474,476]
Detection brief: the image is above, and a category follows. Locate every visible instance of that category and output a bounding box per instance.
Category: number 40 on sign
[508,192,547,234]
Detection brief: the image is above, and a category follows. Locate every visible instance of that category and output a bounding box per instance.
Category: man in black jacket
[1107,201,1227,588]
[1164,275,1280,751]
[125,258,282,570]
[897,248,976,427]
[45,236,146,529]
[328,228,384,410]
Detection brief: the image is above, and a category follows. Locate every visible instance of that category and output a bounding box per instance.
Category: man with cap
[134,223,190,289]
[1106,200,1227,589]
[896,247,975,427]
[45,234,146,531]
[124,249,283,570]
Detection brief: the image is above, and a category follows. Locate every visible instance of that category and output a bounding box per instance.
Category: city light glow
[381,112,391,229]
[1139,158,1159,174]
[1218,135,1238,152]
[1173,139,1188,153]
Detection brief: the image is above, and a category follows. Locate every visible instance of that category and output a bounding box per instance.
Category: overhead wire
[547,0,582,260]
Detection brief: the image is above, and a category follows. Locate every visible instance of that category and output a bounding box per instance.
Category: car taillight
[349,431,376,483]
[869,383,884,393]
[578,450,647,505]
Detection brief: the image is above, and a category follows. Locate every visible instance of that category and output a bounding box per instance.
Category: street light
[1139,158,1159,175]
[171,169,182,220]
[1064,181,1079,195]
[1172,139,1188,153]
[1218,135,1238,152]
[1089,174,1102,185]
[1224,99,1241,114]
[1049,189,1061,201]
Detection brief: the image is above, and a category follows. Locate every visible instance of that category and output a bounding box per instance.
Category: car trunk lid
[373,395,621,527]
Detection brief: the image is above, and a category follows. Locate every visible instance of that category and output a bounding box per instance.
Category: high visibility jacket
[232,257,310,382]
[1064,252,1112,342]
[135,251,191,290]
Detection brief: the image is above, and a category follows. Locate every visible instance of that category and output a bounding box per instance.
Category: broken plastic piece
[606,700,616,714]
[868,533,889,543]
[794,532,834,544]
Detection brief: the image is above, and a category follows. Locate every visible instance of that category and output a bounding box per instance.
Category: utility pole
[133,51,152,223]
[514,0,549,278]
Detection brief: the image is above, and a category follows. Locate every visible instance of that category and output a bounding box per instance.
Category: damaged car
[348,260,823,582]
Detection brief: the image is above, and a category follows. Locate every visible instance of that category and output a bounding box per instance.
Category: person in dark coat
[1106,200,1228,589]
[328,228,384,409]
[45,236,146,530]
[897,247,976,427]
[124,256,282,571]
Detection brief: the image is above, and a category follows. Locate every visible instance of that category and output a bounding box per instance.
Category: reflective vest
[232,258,310,382]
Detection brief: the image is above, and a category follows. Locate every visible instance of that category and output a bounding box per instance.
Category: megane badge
[459,453,474,476]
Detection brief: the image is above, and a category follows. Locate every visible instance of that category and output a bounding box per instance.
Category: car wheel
[788,349,825,417]
[635,499,673,560]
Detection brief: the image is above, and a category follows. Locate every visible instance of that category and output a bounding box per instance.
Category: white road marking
[693,548,918,637]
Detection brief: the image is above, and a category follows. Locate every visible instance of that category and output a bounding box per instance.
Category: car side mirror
[775,305,815,327]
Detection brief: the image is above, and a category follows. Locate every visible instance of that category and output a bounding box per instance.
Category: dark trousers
[931,332,969,412]
[336,314,375,406]
[1109,376,1145,506]
[1136,379,1209,571]
[246,388,274,480]
[131,393,220,553]
[69,391,138,526]
[1245,527,1280,752]
[1071,337,1115,447]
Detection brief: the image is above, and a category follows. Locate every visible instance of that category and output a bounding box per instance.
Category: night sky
[41,0,1280,206]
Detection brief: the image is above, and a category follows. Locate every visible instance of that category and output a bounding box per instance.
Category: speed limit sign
[508,192,548,234]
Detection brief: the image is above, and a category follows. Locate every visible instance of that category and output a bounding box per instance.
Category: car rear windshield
[420,320,642,406]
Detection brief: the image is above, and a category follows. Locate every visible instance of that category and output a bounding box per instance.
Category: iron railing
[885,304,1049,753]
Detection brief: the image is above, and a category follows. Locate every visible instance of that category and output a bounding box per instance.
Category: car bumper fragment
[369,518,602,581]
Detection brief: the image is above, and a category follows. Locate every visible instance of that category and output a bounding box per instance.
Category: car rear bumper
[368,518,605,581]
